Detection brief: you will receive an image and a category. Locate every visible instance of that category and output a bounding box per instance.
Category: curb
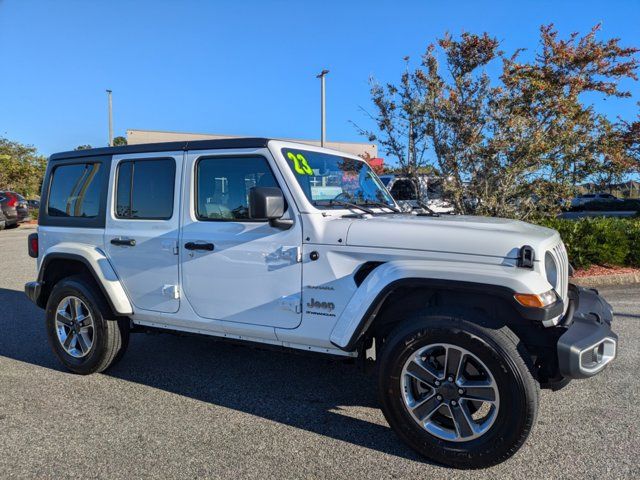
[572,272,640,287]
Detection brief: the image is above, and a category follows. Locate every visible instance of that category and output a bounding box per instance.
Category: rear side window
[115,158,175,219]
[48,163,103,217]
[390,179,417,201]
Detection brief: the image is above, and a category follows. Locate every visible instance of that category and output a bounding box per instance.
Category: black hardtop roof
[49,137,272,161]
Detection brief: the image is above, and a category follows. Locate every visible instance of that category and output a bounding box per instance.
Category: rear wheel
[378,314,538,469]
[45,275,129,374]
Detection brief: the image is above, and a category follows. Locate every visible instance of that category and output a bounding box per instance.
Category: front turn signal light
[514,290,557,308]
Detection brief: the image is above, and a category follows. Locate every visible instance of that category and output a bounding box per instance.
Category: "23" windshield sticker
[287,152,313,175]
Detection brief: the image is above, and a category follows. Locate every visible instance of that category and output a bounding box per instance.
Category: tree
[496,24,639,213]
[76,136,126,150]
[353,57,433,198]
[591,118,638,191]
[113,136,127,146]
[358,151,384,174]
[0,138,47,197]
[359,25,639,219]
[419,32,502,214]
[618,108,640,170]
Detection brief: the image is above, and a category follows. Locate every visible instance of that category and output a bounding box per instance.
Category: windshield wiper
[416,200,441,217]
[315,199,375,215]
[361,201,401,213]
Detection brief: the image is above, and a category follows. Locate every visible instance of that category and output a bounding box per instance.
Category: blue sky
[1,0,639,159]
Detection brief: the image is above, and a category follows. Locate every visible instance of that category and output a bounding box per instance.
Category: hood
[346,214,559,260]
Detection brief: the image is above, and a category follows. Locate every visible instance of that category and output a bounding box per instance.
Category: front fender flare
[329,260,556,351]
[38,244,133,315]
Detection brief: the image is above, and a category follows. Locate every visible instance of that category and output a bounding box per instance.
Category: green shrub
[537,217,635,269]
[625,220,640,267]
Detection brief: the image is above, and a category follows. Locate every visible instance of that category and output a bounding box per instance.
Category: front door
[104,152,182,313]
[180,151,302,329]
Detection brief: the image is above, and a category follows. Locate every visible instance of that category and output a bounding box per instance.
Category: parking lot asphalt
[0,226,638,479]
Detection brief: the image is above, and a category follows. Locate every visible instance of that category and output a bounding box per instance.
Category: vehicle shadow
[0,287,426,463]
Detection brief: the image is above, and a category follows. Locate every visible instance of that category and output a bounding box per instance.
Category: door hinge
[283,246,302,263]
[279,294,302,314]
[162,284,180,300]
[161,240,180,255]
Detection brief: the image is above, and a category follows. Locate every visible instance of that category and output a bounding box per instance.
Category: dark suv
[0,191,29,228]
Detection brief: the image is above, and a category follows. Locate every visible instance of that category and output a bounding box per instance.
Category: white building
[126,129,378,159]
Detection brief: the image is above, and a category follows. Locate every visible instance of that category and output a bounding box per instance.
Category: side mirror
[249,187,293,230]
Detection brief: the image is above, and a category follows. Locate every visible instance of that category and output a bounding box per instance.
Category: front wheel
[378,314,539,469]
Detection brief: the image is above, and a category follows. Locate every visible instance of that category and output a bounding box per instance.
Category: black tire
[378,314,539,469]
[45,275,130,375]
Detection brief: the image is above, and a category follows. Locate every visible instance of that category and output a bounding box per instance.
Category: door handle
[111,238,136,247]
[184,242,214,251]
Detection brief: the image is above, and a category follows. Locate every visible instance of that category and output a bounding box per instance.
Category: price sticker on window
[287,152,313,175]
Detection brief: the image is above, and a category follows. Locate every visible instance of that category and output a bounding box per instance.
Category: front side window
[196,156,279,221]
[48,163,103,217]
[115,158,175,219]
[281,148,395,208]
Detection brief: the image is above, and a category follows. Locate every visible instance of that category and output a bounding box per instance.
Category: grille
[551,242,569,306]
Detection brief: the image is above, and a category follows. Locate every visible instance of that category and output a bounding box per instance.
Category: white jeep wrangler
[25,138,617,469]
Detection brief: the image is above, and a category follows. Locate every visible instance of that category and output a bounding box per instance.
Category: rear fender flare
[38,244,133,315]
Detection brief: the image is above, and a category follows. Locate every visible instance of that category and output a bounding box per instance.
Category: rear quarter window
[48,163,103,217]
[39,155,111,228]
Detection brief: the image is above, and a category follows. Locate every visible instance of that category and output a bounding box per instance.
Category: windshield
[281,148,395,208]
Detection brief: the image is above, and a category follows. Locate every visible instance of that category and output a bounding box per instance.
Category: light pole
[106,89,113,147]
[316,69,329,147]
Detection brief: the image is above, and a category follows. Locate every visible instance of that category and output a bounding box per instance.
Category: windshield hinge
[518,245,535,268]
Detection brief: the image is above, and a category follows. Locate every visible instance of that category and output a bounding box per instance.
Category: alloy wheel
[55,296,95,358]
[400,343,500,442]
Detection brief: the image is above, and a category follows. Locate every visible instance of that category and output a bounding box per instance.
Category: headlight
[545,251,558,289]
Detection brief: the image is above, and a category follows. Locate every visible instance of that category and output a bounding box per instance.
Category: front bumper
[557,285,617,379]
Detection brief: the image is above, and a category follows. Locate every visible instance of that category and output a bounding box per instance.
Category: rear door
[104,152,182,313]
